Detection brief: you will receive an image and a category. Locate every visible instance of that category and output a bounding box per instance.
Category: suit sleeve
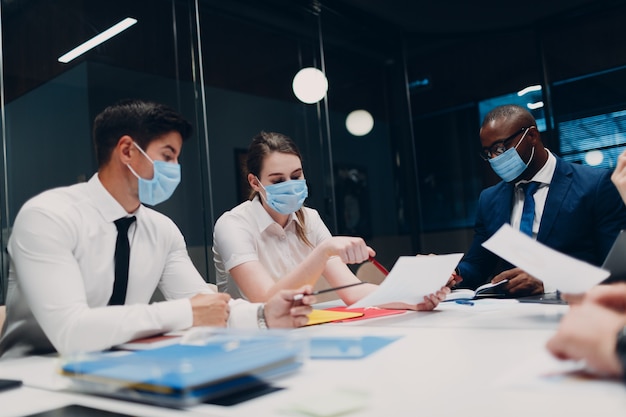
[456,191,502,289]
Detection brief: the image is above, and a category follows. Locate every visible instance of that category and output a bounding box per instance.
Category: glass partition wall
[0,0,205,302]
[0,0,410,301]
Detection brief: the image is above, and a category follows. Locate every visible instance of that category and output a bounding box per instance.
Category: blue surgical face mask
[127,142,181,206]
[488,128,535,183]
[257,177,308,215]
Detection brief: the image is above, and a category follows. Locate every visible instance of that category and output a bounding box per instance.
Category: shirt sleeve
[305,208,332,245]
[157,220,260,329]
[213,212,259,272]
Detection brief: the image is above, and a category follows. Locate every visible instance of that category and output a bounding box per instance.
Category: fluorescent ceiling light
[58,17,137,63]
[517,85,542,96]
[527,101,544,110]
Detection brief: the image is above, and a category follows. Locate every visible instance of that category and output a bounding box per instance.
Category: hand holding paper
[348,253,463,308]
[481,224,610,294]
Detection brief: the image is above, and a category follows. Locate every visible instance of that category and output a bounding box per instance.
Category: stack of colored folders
[60,331,306,407]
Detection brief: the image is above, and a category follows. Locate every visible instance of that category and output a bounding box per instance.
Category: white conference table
[2,300,625,417]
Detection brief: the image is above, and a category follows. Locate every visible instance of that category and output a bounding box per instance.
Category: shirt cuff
[227,299,263,329]
[155,298,195,331]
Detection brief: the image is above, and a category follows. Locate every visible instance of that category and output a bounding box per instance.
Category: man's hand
[447,272,463,288]
[562,283,626,308]
[547,303,626,377]
[264,285,316,328]
[585,283,626,312]
[190,293,231,327]
[492,267,543,296]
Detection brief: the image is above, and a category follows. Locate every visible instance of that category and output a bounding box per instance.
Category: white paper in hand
[481,224,610,294]
[349,253,463,308]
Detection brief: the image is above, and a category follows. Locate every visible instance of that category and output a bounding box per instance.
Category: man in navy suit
[455,104,626,296]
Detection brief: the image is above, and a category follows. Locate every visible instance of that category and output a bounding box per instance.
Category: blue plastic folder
[61,333,306,407]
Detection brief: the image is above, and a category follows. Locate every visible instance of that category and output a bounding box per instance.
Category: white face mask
[126,142,181,206]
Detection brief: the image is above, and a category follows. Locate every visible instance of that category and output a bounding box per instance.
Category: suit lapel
[537,157,573,241]
[492,182,514,233]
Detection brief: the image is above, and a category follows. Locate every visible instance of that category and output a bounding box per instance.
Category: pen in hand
[368,256,389,276]
[292,281,368,302]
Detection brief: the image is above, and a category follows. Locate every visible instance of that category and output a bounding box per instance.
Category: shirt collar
[250,195,299,233]
[87,173,141,222]
[516,148,556,187]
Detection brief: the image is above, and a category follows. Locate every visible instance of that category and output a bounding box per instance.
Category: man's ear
[528,126,541,145]
[117,135,134,163]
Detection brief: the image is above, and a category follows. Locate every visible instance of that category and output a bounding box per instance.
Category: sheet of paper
[482,224,610,294]
[348,253,463,308]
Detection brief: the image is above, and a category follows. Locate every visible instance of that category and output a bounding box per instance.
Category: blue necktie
[519,182,539,237]
[109,216,136,305]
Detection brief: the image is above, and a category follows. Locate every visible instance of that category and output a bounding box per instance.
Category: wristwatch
[616,325,626,379]
[257,304,268,329]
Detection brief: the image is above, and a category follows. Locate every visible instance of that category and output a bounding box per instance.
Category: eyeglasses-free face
[479,127,531,161]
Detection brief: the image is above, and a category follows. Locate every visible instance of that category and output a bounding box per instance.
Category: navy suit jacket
[457,156,626,289]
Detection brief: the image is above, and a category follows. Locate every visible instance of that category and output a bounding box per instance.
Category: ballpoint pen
[368,256,390,276]
[292,282,367,301]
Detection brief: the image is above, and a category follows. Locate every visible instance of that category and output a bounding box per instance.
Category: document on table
[348,253,463,308]
[482,224,610,294]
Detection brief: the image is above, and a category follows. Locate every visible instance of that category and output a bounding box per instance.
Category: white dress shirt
[0,174,258,359]
[213,196,332,300]
[511,149,557,237]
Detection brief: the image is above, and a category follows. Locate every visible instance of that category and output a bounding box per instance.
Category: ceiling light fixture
[58,17,138,64]
[346,110,374,136]
[292,67,328,104]
[585,150,604,166]
[517,85,542,96]
[527,101,544,110]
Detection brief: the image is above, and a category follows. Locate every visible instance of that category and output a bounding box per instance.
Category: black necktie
[109,216,136,305]
[519,182,539,237]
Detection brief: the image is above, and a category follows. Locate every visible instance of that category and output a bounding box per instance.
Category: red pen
[368,256,389,276]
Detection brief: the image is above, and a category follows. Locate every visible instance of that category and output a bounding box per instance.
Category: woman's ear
[248,173,261,193]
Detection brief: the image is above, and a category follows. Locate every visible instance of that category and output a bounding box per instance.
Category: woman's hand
[320,236,375,264]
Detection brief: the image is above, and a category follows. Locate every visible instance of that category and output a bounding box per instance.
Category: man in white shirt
[0,99,314,359]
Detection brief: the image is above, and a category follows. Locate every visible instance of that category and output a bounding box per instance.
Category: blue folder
[61,333,305,407]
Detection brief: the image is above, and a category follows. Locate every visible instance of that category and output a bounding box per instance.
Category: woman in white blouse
[213,131,448,309]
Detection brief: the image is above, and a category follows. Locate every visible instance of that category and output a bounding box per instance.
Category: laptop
[599,229,626,284]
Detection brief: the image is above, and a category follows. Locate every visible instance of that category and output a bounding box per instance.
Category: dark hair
[247,131,312,247]
[482,104,536,128]
[93,99,193,167]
